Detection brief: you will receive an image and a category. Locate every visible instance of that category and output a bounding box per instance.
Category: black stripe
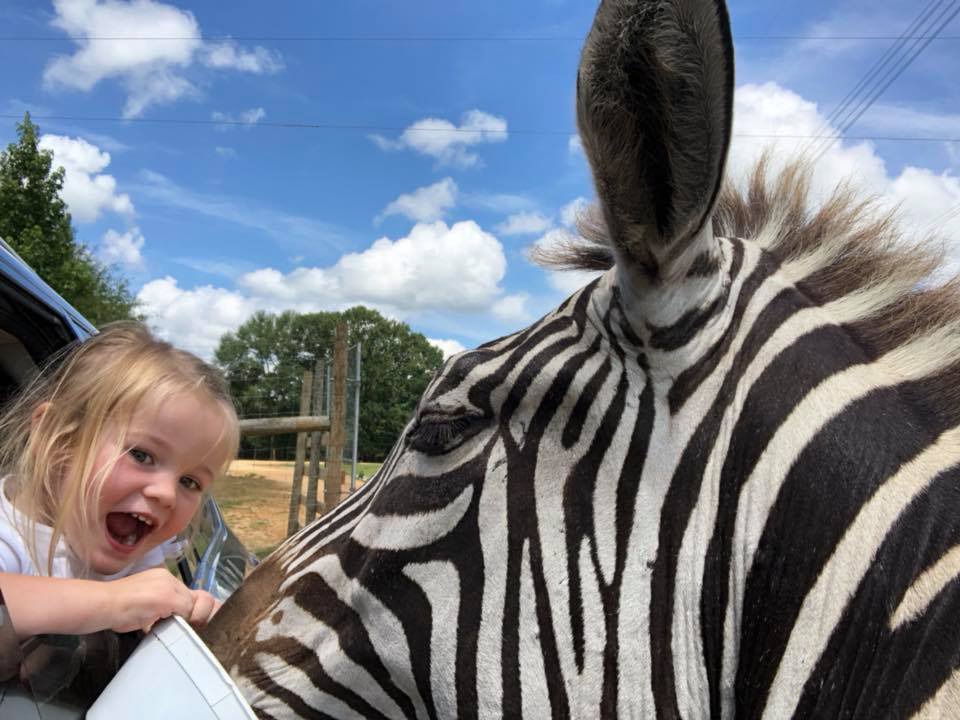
[669,239,772,412]
[563,367,630,671]
[251,637,393,720]
[734,382,954,717]
[290,571,420,718]
[647,240,743,351]
[793,465,960,718]
[686,249,722,278]
[466,286,593,418]
[245,656,339,720]
[604,380,655,713]
[562,338,610,449]
[699,322,867,717]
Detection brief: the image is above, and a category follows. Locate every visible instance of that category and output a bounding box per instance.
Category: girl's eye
[129,448,154,465]
[179,477,202,492]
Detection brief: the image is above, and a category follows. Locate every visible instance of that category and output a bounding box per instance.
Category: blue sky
[2,0,959,358]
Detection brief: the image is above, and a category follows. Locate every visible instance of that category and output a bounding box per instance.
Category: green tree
[0,113,139,325]
[215,307,445,461]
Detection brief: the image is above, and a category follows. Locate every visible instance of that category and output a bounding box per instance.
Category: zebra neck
[591,232,740,379]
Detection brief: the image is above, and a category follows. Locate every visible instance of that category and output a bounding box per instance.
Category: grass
[356,461,383,479]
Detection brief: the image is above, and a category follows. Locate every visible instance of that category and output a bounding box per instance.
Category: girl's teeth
[122,533,138,546]
[131,513,153,526]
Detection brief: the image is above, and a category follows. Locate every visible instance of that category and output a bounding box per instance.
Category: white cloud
[560,197,589,228]
[370,110,508,168]
[428,338,466,359]
[569,134,584,155]
[100,227,145,269]
[238,220,506,314]
[377,178,458,223]
[137,221,509,358]
[496,212,553,236]
[214,146,236,158]
[461,192,534,214]
[38,133,133,222]
[492,293,531,323]
[202,41,282,73]
[43,0,281,118]
[727,82,960,247]
[855,104,960,139]
[211,107,266,130]
[138,276,256,358]
[546,268,605,295]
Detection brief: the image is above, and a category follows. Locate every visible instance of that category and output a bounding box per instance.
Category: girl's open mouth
[105,511,155,549]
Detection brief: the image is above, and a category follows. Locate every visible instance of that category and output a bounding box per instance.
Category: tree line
[215,308,443,461]
[0,113,446,461]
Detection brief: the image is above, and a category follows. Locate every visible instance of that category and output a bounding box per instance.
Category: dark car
[0,238,257,717]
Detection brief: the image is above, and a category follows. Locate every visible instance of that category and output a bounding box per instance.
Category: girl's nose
[144,473,177,508]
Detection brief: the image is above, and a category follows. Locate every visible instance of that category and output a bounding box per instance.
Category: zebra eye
[406,412,487,455]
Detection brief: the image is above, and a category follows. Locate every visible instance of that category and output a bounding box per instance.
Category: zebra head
[204,0,960,718]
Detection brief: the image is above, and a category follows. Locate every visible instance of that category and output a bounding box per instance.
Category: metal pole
[325,356,332,416]
[350,342,361,491]
[286,369,313,537]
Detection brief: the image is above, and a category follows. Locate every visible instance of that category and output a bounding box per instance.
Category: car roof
[0,237,97,339]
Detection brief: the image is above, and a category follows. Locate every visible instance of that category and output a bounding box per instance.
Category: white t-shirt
[0,476,166,580]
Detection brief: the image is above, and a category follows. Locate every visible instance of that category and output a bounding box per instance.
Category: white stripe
[274,556,429,720]
[281,507,366,573]
[402,561,461,720]
[674,411,729,720]
[762,426,960,719]
[254,597,407,719]
[280,477,379,571]
[720,307,960,714]
[251,651,367,720]
[616,400,675,718]
[891,542,960,630]
[736,330,960,606]
[352,485,473,550]
[575,536,607,716]
[519,539,551,717]
[477,443,509,720]
[532,346,611,708]
[911,667,960,719]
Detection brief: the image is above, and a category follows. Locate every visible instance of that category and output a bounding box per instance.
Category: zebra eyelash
[406,412,487,455]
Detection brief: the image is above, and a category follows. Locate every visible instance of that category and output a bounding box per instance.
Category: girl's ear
[30,402,52,431]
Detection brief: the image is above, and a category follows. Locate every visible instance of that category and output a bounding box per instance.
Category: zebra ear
[577,0,735,282]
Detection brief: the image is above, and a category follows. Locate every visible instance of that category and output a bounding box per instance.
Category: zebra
[202,0,960,717]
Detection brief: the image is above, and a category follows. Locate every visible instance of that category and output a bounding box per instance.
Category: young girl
[0,323,239,640]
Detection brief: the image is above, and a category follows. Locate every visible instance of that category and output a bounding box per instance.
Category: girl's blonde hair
[0,322,239,575]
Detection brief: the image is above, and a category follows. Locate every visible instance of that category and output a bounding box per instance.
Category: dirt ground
[215,460,373,557]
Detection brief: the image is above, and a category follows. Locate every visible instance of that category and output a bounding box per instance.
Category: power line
[3,34,960,42]
[3,113,960,143]
[806,0,960,163]
[801,0,945,159]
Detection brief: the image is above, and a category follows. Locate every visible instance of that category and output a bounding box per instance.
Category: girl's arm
[0,568,201,639]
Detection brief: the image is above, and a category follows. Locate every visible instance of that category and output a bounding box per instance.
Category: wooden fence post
[323,323,348,514]
[304,357,324,524]
[286,368,313,537]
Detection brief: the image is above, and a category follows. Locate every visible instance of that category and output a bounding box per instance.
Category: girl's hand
[187,589,222,628]
[105,567,196,633]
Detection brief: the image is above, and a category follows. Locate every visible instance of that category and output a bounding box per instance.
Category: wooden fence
[237,321,351,537]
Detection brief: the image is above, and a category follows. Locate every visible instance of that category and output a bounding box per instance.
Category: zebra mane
[535,157,960,418]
